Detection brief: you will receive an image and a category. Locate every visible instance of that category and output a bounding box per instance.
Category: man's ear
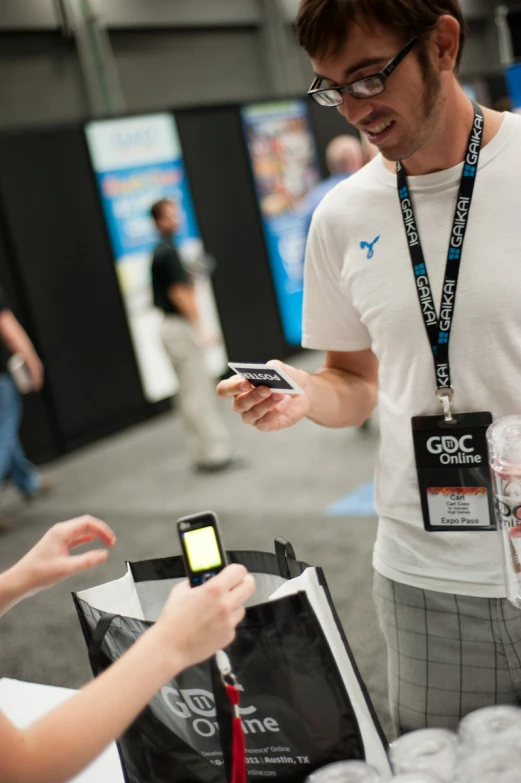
[429,14,460,73]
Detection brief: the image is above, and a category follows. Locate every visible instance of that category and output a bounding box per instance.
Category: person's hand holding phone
[155,565,255,673]
[216,360,312,432]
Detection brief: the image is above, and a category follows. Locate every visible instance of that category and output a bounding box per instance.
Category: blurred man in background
[150,198,238,473]
[302,134,371,432]
[302,134,364,235]
[0,287,49,530]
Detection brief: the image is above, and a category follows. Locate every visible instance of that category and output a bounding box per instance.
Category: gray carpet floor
[0,351,392,739]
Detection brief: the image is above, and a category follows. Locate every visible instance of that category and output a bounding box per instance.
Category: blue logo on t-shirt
[360,235,380,259]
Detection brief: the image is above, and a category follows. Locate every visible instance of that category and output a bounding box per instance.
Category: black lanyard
[397,103,484,419]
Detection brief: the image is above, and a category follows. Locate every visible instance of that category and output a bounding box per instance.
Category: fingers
[216,376,251,398]
[59,516,116,548]
[211,563,249,592]
[231,386,272,413]
[231,385,284,414]
[64,548,109,575]
[250,400,291,432]
[227,573,256,607]
[206,569,255,613]
[239,394,286,425]
[67,535,98,548]
[229,605,246,628]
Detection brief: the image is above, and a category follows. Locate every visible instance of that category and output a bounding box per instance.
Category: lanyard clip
[436,387,454,422]
[215,649,237,688]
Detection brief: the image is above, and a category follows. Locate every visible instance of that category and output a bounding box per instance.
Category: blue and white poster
[241,101,321,346]
[505,63,521,113]
[86,113,226,402]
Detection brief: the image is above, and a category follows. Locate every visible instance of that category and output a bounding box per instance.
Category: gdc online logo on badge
[426,434,482,465]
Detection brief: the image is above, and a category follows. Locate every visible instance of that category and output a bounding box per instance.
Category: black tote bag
[73,539,390,782]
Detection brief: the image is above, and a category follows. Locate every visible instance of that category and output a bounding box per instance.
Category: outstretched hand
[216,360,311,432]
[13,516,116,596]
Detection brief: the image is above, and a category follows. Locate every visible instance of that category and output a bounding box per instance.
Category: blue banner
[241,101,320,346]
[85,114,226,402]
[94,160,201,260]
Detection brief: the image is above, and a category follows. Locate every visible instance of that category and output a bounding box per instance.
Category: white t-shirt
[302,111,521,597]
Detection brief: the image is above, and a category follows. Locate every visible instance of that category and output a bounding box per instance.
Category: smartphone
[177,511,228,587]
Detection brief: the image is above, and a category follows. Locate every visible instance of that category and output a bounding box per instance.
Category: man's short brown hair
[150,198,172,223]
[296,0,466,69]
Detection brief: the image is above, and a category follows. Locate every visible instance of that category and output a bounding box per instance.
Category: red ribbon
[225,683,247,783]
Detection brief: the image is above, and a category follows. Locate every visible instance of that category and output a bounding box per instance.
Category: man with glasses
[218,0,521,735]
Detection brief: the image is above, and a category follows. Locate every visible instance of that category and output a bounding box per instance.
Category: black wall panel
[0,100,336,461]
[0,125,149,451]
[176,106,288,363]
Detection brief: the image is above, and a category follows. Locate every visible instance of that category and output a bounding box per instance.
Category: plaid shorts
[373,572,521,735]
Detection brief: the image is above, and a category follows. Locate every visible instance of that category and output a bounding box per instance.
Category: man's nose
[337,92,375,127]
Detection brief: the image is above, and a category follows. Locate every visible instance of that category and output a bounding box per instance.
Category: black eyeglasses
[308,38,417,106]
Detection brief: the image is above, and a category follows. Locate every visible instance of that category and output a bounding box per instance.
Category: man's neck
[382,87,504,176]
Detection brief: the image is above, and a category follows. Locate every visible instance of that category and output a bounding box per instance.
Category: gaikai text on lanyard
[397,102,484,422]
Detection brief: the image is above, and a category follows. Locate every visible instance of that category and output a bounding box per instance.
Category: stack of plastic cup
[456,745,521,782]
[391,776,442,783]
[304,760,381,782]
[487,415,521,607]
[389,729,458,782]
[456,705,521,781]
[458,704,521,752]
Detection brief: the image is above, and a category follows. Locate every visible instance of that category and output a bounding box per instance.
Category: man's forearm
[306,367,378,428]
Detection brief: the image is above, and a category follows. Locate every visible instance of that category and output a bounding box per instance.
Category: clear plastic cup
[458,705,521,752]
[389,729,458,782]
[487,416,521,607]
[304,759,381,782]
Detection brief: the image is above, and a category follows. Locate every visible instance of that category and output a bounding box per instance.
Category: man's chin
[380,139,424,164]
[380,149,402,163]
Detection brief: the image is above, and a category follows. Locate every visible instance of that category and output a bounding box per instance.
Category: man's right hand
[216,360,311,432]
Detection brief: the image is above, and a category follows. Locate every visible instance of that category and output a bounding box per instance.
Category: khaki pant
[161,315,231,466]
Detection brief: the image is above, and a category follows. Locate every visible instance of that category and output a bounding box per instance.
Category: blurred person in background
[0,514,254,783]
[218,0,521,735]
[150,198,240,473]
[302,134,372,432]
[302,134,364,235]
[0,286,49,531]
